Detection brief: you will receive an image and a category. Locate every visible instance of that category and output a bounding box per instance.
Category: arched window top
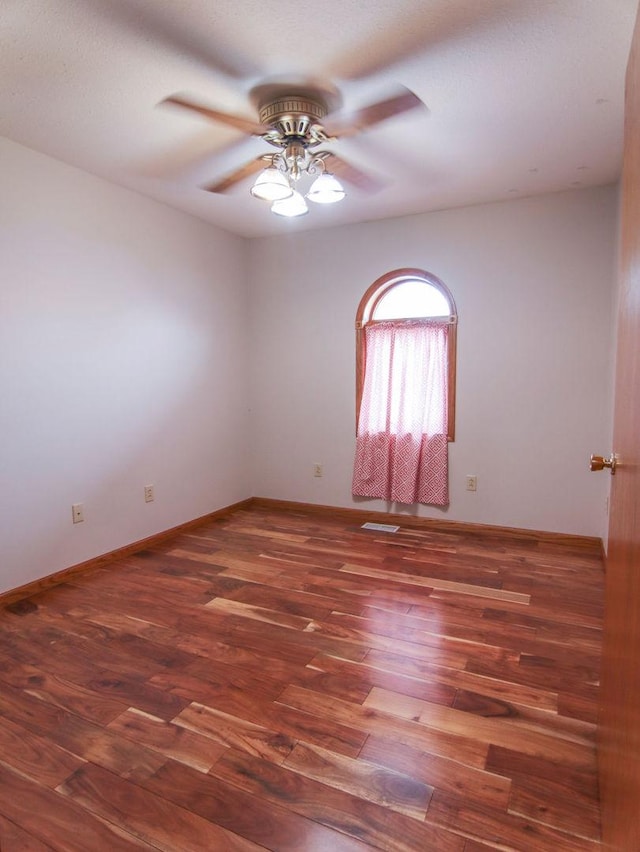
[355,268,457,442]
[358,268,457,326]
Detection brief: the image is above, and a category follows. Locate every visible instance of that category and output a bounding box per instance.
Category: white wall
[0,137,251,594]
[248,186,618,538]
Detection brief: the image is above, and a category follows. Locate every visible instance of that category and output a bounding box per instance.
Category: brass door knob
[590,454,617,474]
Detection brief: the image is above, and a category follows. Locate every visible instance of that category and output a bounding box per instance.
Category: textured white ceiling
[0,0,636,237]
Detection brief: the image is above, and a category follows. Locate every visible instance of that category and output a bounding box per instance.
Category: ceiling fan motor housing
[258,95,328,144]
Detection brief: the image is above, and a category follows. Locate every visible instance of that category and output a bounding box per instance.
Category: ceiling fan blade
[319,152,384,193]
[323,87,425,138]
[136,134,258,180]
[203,156,272,193]
[162,95,267,136]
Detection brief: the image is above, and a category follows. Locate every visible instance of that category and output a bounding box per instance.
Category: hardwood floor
[0,504,604,850]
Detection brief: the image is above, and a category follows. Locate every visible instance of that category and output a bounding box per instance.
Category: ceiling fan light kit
[163,82,424,220]
[249,167,293,201]
[271,189,309,218]
[250,146,347,217]
[306,172,346,204]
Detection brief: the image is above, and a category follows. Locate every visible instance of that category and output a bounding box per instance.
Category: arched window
[353,268,457,506]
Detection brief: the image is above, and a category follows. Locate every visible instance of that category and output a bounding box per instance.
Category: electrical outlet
[313,463,323,478]
[466,475,477,492]
[72,503,84,524]
[144,485,154,503]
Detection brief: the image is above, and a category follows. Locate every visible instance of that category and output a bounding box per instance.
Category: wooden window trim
[355,268,458,441]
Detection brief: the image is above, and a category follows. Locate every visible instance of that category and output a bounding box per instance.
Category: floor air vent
[361,522,400,533]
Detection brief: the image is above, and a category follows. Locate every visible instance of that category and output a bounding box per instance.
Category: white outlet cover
[72,503,84,523]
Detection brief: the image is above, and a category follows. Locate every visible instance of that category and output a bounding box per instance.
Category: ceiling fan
[162,80,426,217]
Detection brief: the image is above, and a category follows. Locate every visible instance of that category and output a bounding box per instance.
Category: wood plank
[106,708,227,773]
[364,687,596,768]
[283,740,433,819]
[485,744,599,800]
[230,617,371,663]
[0,763,154,851]
[53,713,168,783]
[170,687,368,758]
[508,778,601,841]
[276,684,489,768]
[428,791,602,852]
[0,681,167,781]
[0,659,128,725]
[465,654,599,698]
[140,758,373,851]
[225,582,336,620]
[0,813,57,851]
[0,713,84,787]
[339,562,532,603]
[343,648,560,711]
[57,762,263,851]
[205,595,314,630]
[208,746,466,852]
[462,840,502,852]
[308,651,458,707]
[452,689,594,744]
[359,734,511,811]
[172,701,296,763]
[317,608,522,665]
